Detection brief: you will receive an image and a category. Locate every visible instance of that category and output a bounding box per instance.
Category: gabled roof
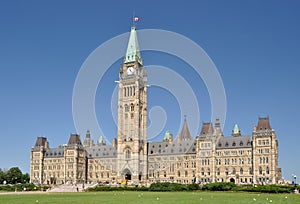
[124,26,143,65]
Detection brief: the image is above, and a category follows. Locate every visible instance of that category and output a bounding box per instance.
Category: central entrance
[125,173,131,180]
[123,168,132,181]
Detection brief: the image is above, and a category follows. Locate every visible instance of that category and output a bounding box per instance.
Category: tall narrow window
[259,166,262,175]
[232,167,236,175]
[266,166,270,174]
[217,168,220,175]
[125,149,131,159]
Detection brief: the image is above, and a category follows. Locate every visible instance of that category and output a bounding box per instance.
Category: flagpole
[132,11,135,28]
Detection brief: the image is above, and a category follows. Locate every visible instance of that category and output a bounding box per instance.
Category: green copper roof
[163,130,171,140]
[125,26,143,65]
[233,124,240,134]
[98,135,106,145]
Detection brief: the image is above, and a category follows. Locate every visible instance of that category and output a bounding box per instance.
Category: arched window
[217,168,220,175]
[259,166,262,175]
[266,166,270,174]
[240,141,243,146]
[207,168,211,176]
[225,142,229,147]
[201,168,204,176]
[185,170,188,177]
[130,103,134,111]
[164,171,167,177]
[232,167,236,175]
[232,142,236,146]
[225,168,229,176]
[125,149,131,159]
[266,157,269,163]
[130,87,132,96]
[124,87,126,97]
[240,168,243,175]
[125,104,129,112]
[249,167,253,175]
[178,171,181,177]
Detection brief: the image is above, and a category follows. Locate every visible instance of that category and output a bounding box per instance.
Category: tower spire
[125,26,143,65]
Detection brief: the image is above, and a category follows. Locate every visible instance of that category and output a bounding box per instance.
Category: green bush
[238,185,293,193]
[88,186,149,192]
[0,184,48,192]
[201,182,236,191]
[149,182,189,191]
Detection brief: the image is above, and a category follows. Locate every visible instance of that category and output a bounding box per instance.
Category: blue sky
[0,0,299,182]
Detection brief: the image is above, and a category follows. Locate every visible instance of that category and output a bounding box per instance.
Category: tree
[0,168,5,184]
[6,167,22,184]
[22,173,30,183]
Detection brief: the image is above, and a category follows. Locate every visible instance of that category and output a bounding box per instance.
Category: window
[125,104,129,112]
[232,168,236,175]
[201,168,204,176]
[232,142,236,146]
[178,171,181,177]
[125,149,131,159]
[225,168,228,176]
[266,166,270,174]
[240,168,243,175]
[130,103,134,111]
[259,167,262,175]
[185,171,188,177]
[217,168,220,175]
[240,141,243,146]
[249,167,253,174]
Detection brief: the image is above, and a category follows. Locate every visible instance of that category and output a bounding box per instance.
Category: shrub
[149,182,191,191]
[238,185,293,193]
[0,183,48,192]
[201,182,236,191]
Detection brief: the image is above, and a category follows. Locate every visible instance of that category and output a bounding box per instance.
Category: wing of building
[30,26,281,186]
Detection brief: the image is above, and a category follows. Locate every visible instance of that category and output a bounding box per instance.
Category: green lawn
[0,191,299,204]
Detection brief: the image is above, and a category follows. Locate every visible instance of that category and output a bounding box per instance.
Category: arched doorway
[125,173,131,180]
[230,178,235,183]
[123,169,132,181]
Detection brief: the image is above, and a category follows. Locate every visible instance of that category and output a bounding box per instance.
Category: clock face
[127,67,134,75]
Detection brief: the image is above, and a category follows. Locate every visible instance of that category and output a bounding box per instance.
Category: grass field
[0,191,299,204]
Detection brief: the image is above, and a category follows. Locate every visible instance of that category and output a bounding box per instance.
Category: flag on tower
[134,17,141,22]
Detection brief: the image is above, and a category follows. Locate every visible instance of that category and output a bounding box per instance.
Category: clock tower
[117,26,148,183]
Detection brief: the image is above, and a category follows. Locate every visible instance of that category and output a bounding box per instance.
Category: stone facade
[30,26,281,186]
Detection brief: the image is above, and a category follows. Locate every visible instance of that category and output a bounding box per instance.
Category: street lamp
[293,175,297,187]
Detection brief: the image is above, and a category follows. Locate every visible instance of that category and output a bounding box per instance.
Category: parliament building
[30,26,281,186]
